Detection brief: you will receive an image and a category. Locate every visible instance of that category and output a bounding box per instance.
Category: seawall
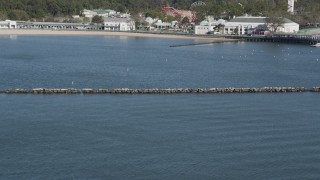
[0,87,319,94]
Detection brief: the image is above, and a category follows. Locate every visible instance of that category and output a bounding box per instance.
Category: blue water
[1,35,320,179]
[0,35,319,89]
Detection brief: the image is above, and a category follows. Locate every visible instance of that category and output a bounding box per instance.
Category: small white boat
[311,43,320,47]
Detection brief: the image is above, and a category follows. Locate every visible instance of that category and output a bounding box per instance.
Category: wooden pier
[227,34,320,45]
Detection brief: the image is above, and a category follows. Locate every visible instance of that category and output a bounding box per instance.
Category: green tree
[166,15,175,22]
[145,9,163,19]
[214,23,225,32]
[8,10,29,21]
[0,11,7,20]
[181,16,190,29]
[265,15,285,32]
[191,4,208,23]
[91,15,104,24]
[83,17,90,24]
[226,3,245,18]
[47,1,60,17]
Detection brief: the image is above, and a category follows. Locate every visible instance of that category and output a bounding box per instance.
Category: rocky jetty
[0,87,317,94]
[312,87,320,92]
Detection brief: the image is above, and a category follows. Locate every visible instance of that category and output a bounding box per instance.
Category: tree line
[0,0,319,25]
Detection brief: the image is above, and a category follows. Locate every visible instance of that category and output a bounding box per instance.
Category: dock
[227,34,320,45]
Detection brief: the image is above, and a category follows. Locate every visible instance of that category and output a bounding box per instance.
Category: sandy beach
[0,29,236,42]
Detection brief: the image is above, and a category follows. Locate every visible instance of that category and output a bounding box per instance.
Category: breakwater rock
[0,87,318,94]
[313,87,320,92]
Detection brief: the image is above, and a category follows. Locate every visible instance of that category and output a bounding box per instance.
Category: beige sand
[0,29,236,42]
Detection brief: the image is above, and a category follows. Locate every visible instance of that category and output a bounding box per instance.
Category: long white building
[223,16,299,35]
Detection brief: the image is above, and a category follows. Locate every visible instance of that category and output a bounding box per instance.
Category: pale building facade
[194,19,226,35]
[0,20,16,29]
[194,25,214,35]
[103,17,135,31]
[269,20,300,33]
[224,16,299,35]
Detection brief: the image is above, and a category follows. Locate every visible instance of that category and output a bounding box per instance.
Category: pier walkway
[226,34,320,45]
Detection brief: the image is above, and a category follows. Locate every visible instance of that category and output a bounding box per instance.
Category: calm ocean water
[0,35,319,89]
[0,35,320,179]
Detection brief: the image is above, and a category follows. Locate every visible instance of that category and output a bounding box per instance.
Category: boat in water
[311,43,320,47]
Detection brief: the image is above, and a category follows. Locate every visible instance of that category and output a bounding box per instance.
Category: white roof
[104,17,131,23]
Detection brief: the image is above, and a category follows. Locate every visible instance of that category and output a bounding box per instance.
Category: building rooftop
[155,22,171,26]
[229,17,266,23]
[17,22,85,26]
[228,16,297,24]
[283,18,296,24]
[94,9,115,14]
[104,17,131,23]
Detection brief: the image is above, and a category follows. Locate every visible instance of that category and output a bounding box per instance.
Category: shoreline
[0,29,237,42]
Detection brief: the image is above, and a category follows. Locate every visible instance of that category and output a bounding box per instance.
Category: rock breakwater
[0,87,319,94]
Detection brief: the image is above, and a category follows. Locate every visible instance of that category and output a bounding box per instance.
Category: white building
[270,18,300,33]
[0,20,16,29]
[82,9,97,18]
[224,16,266,35]
[82,9,117,18]
[154,20,171,30]
[103,17,135,31]
[223,16,299,35]
[195,21,214,35]
[194,19,225,35]
[153,20,178,30]
[145,17,155,25]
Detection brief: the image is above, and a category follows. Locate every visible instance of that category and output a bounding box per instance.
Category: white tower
[288,0,294,13]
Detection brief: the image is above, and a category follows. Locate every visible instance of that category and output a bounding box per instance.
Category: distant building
[195,21,214,35]
[145,17,155,25]
[103,17,135,31]
[154,20,171,30]
[194,19,225,35]
[223,16,299,35]
[224,16,266,35]
[82,9,117,18]
[82,9,97,18]
[0,20,16,29]
[270,18,300,33]
[16,22,95,30]
[153,20,178,30]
